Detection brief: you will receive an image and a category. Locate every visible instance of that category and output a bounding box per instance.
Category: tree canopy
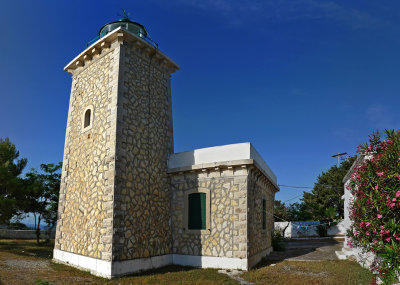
[23,162,62,243]
[0,137,27,224]
[0,137,62,243]
[301,156,356,219]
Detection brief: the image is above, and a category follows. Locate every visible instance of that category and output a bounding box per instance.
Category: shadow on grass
[0,240,54,259]
[112,264,197,279]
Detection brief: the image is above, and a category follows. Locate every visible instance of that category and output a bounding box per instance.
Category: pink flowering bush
[347,129,400,284]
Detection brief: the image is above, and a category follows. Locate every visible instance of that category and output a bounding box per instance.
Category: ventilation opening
[262,199,266,230]
[84,109,91,128]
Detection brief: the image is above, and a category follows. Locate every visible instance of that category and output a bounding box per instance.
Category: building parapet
[168,143,279,191]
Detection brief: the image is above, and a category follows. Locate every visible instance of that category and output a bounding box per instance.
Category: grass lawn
[0,240,237,285]
[0,240,374,285]
[241,258,374,285]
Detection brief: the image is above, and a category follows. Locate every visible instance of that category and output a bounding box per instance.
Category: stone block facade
[54,25,278,278]
[112,39,174,261]
[55,45,117,261]
[170,166,249,259]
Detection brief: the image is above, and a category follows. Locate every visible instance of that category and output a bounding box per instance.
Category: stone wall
[170,166,249,259]
[112,40,174,261]
[55,42,119,261]
[247,167,276,258]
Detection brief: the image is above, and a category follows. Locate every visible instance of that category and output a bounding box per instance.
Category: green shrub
[272,229,286,251]
[347,129,400,284]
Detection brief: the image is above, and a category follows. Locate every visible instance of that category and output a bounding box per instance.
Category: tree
[274,200,289,221]
[0,137,27,224]
[286,202,314,221]
[23,162,62,243]
[274,200,314,222]
[302,156,356,219]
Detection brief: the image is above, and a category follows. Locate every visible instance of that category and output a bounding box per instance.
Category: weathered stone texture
[170,166,248,259]
[55,29,277,271]
[55,46,118,261]
[112,41,174,260]
[247,168,276,257]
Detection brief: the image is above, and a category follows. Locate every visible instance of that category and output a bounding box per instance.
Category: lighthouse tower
[54,16,179,277]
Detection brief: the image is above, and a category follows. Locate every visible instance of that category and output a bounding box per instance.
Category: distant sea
[23,223,50,230]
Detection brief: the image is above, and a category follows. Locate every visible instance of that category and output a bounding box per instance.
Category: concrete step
[342,247,353,255]
[335,250,347,260]
[332,236,345,242]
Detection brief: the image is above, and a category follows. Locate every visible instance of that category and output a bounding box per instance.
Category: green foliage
[7,221,31,230]
[324,206,337,220]
[274,200,289,221]
[23,162,62,243]
[274,200,315,222]
[34,279,49,285]
[302,156,356,219]
[286,202,313,221]
[347,129,400,284]
[0,137,27,224]
[271,229,286,251]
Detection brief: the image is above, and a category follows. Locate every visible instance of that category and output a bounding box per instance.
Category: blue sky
[1,0,400,208]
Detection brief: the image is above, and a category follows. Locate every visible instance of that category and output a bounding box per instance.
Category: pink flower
[366,231,370,236]
[365,222,370,227]
[378,214,383,219]
[347,241,354,248]
[396,190,400,198]
[377,172,383,177]
[374,185,379,190]
[390,203,396,208]
[385,236,392,242]
[373,239,378,244]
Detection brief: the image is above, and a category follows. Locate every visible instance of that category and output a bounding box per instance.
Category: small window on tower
[84,109,91,128]
[262,199,267,230]
[82,105,94,132]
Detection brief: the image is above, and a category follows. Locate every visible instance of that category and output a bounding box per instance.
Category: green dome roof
[99,17,148,39]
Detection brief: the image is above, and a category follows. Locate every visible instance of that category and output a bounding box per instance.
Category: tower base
[53,248,272,278]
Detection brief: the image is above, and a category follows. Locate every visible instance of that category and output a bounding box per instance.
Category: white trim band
[53,249,254,278]
[172,254,248,270]
[53,249,112,278]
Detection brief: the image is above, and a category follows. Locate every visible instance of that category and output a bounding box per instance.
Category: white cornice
[64,27,179,74]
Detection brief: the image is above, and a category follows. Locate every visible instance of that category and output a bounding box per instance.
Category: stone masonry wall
[112,40,174,260]
[170,166,248,259]
[55,43,120,261]
[247,167,276,257]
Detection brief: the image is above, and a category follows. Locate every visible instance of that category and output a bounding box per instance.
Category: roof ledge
[64,27,179,74]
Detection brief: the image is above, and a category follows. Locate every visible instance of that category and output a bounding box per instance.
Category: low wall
[0,229,56,239]
[274,220,346,238]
